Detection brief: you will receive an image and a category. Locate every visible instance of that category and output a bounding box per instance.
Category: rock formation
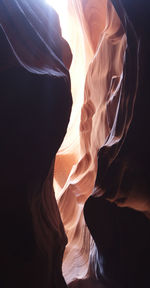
[54,0,150,286]
[0,0,150,287]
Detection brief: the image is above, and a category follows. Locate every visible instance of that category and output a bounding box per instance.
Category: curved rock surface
[54,0,150,286]
[1,0,150,287]
[0,1,72,287]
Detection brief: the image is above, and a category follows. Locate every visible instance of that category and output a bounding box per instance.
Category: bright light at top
[45,0,68,13]
[45,0,69,39]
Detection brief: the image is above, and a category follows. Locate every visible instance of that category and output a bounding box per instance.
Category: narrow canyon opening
[46,0,127,284]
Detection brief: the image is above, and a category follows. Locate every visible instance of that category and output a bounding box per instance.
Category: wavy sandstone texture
[53,0,135,284]
[1,0,149,287]
[55,0,150,286]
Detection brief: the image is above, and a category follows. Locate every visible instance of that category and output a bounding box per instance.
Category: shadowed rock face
[96,0,150,213]
[0,3,72,287]
[84,0,150,287]
[84,196,150,288]
[0,59,71,288]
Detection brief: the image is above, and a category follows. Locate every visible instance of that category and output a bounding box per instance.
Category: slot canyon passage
[0,0,150,287]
